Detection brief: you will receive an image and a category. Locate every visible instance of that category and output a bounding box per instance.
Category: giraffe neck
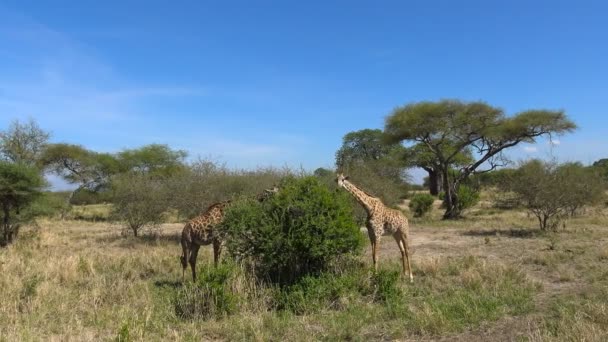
[343,180,377,215]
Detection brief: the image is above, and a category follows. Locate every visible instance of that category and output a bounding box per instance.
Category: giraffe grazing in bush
[336,174,413,282]
[180,187,279,281]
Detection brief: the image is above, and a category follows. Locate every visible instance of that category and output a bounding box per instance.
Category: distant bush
[220,176,364,285]
[502,160,605,230]
[111,173,168,236]
[166,159,288,220]
[70,188,113,205]
[409,194,435,217]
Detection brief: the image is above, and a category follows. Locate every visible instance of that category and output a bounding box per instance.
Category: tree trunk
[442,173,462,219]
[428,169,440,196]
[2,203,11,246]
[61,188,78,220]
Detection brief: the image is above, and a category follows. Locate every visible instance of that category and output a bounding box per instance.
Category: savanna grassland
[1,201,607,341]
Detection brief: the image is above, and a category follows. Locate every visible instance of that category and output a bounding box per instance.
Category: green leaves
[117,144,187,176]
[221,176,364,285]
[0,161,46,246]
[0,119,50,167]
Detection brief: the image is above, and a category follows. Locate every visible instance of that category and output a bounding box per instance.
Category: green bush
[220,176,364,285]
[275,265,403,314]
[409,194,435,217]
[70,188,113,205]
[173,263,239,320]
[455,185,480,212]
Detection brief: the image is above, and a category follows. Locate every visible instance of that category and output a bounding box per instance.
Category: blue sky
[1,0,607,188]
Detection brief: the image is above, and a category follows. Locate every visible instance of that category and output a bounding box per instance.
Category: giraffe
[180,186,279,281]
[336,174,413,282]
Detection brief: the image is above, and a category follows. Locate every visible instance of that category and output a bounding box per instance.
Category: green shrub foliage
[275,267,403,314]
[0,161,45,246]
[455,185,480,212]
[409,194,435,217]
[173,263,239,320]
[221,176,364,285]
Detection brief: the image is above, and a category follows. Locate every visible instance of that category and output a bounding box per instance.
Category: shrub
[409,194,435,217]
[220,176,364,285]
[166,160,288,220]
[502,160,605,230]
[275,265,403,314]
[455,185,480,212]
[110,173,168,236]
[173,263,239,320]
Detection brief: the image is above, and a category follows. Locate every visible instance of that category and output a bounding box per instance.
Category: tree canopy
[0,119,50,167]
[336,129,404,167]
[117,144,187,176]
[41,143,120,192]
[592,158,608,183]
[384,99,576,218]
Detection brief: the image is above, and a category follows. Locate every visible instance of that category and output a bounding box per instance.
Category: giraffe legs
[213,239,223,267]
[394,231,413,283]
[371,237,380,271]
[189,244,201,282]
[366,225,380,271]
[180,240,190,282]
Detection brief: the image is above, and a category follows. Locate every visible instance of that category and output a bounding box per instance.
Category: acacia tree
[116,144,187,176]
[384,100,576,219]
[40,144,120,212]
[0,162,45,246]
[0,118,50,167]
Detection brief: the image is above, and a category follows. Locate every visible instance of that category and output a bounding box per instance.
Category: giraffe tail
[180,236,190,282]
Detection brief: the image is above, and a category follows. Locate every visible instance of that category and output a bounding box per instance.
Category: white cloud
[550,139,561,146]
[523,146,538,153]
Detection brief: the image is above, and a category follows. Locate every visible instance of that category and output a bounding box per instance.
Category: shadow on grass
[462,228,541,239]
[154,279,183,289]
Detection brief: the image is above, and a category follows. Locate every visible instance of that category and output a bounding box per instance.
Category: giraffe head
[336,173,349,188]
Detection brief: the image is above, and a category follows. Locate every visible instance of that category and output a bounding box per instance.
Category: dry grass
[1,203,607,341]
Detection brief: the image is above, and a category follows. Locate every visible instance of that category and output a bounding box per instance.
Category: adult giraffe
[180,186,278,281]
[336,174,413,282]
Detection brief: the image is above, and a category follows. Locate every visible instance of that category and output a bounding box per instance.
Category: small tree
[504,160,605,230]
[0,162,45,246]
[111,173,168,236]
[220,176,364,285]
[0,118,50,167]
